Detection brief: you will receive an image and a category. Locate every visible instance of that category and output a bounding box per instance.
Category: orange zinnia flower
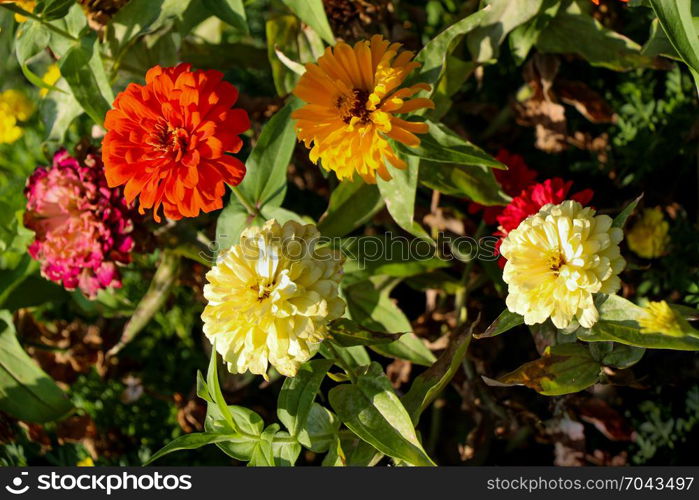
[102,64,250,222]
[292,35,434,183]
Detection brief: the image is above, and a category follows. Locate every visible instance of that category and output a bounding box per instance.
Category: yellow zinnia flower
[76,457,95,467]
[39,64,61,97]
[0,89,34,121]
[202,219,345,378]
[500,200,626,329]
[626,207,670,259]
[292,34,434,183]
[638,301,684,337]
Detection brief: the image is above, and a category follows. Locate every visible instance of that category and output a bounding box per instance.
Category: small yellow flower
[638,301,685,337]
[626,207,670,259]
[500,200,626,329]
[0,0,36,22]
[0,89,34,121]
[40,64,61,97]
[0,114,22,144]
[292,34,434,183]
[76,457,95,467]
[202,219,345,378]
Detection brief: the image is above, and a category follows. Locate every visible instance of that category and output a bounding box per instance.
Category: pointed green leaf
[281,0,334,45]
[144,432,240,465]
[329,363,436,466]
[486,343,602,396]
[474,309,524,339]
[0,311,73,423]
[277,359,333,437]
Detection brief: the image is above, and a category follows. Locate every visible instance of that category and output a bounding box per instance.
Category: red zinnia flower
[102,64,250,222]
[468,149,537,225]
[493,178,594,266]
[24,149,135,298]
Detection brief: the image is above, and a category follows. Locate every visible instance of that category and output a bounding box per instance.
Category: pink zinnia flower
[468,149,537,225]
[24,149,135,298]
[493,178,594,267]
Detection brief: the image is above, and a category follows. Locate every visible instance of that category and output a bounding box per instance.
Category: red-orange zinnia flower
[102,64,250,222]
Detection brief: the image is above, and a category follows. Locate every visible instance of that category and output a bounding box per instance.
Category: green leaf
[107,0,195,59]
[206,345,237,433]
[429,56,477,120]
[321,435,346,466]
[396,121,505,169]
[204,404,264,461]
[39,0,75,20]
[108,252,180,356]
[0,310,73,422]
[508,0,562,65]
[536,1,658,71]
[485,343,602,396]
[588,342,646,370]
[402,321,474,424]
[281,0,334,45]
[248,425,278,466]
[319,343,371,370]
[649,0,699,92]
[410,8,490,92]
[328,363,436,466]
[474,309,524,339]
[0,255,38,309]
[467,0,545,63]
[215,195,252,250]
[377,156,434,243]
[297,402,340,453]
[59,34,114,126]
[14,20,56,92]
[277,359,333,437]
[612,194,643,229]
[328,318,404,347]
[271,431,301,466]
[203,0,247,33]
[345,280,436,366]
[144,432,240,465]
[576,295,699,351]
[237,98,301,210]
[419,160,509,206]
[317,178,384,238]
[341,236,449,285]
[42,77,83,145]
[266,15,302,96]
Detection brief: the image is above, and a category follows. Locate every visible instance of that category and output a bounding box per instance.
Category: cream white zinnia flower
[202,219,345,378]
[500,200,625,329]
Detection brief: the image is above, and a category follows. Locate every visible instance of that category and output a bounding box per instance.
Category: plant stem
[1,4,79,42]
[229,185,259,218]
[455,220,486,326]
[327,343,357,383]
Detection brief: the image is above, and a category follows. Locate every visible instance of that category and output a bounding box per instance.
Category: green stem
[327,343,357,383]
[455,220,486,326]
[229,185,259,218]
[1,4,79,42]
